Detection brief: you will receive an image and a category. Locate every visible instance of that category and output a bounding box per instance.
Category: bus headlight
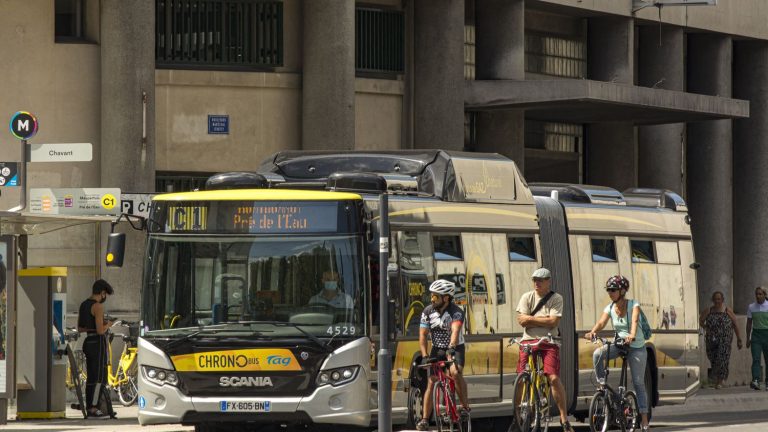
[143,366,179,387]
[316,366,359,387]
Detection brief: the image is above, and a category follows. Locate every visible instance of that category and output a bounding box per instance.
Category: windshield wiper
[242,321,333,353]
[161,324,270,349]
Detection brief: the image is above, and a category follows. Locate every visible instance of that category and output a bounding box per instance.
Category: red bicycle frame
[429,360,460,425]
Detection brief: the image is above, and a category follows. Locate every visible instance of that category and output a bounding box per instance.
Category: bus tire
[407,380,426,429]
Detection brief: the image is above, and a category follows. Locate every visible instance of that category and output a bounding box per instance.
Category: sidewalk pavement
[4,385,768,431]
[3,404,193,432]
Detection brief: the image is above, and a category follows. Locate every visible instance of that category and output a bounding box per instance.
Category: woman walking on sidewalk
[700,291,742,389]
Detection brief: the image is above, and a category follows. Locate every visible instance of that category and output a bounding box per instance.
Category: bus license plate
[220,401,271,412]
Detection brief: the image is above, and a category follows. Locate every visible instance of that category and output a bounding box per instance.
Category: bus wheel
[407,382,425,429]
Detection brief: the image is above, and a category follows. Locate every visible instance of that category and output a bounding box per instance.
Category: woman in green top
[585,275,650,432]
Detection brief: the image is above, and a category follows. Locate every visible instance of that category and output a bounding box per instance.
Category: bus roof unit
[531,183,688,212]
[258,150,534,205]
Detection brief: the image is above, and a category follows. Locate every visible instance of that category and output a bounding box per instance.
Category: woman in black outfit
[77,279,114,418]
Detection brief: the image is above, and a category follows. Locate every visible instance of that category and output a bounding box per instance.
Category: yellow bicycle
[508,334,560,432]
[106,321,140,406]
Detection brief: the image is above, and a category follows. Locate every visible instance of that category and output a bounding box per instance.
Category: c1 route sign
[10,111,38,140]
[29,143,93,162]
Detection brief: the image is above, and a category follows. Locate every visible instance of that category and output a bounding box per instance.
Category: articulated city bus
[119,151,699,431]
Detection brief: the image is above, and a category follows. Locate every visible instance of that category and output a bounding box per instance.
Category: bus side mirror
[106,232,126,267]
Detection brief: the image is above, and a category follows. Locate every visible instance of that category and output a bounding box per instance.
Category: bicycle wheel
[66,346,88,419]
[588,391,610,432]
[511,372,533,432]
[117,361,139,406]
[534,377,551,432]
[432,381,456,432]
[621,391,640,432]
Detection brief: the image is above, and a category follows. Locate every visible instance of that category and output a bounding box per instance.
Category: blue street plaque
[208,115,229,134]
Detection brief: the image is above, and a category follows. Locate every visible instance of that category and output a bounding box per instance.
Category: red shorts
[516,340,560,376]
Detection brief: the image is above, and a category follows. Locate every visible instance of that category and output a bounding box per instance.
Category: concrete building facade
[0,0,764,318]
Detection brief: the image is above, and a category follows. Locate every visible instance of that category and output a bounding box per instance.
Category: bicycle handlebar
[507,333,561,348]
[590,334,627,346]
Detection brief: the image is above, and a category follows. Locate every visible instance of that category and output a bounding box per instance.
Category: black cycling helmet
[605,275,629,291]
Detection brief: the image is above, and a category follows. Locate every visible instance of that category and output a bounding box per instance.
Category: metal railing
[156,0,283,69]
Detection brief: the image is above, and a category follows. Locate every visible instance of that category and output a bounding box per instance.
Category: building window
[156,172,214,193]
[156,0,283,70]
[591,238,617,262]
[525,32,586,79]
[355,7,404,75]
[630,240,656,263]
[55,0,85,41]
[525,121,582,153]
[464,0,475,80]
[433,235,463,261]
[524,120,583,183]
[508,236,537,261]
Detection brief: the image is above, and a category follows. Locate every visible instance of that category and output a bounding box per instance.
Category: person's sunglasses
[606,288,620,293]
[533,278,547,283]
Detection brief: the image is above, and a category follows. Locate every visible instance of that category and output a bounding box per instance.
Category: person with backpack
[584,275,650,432]
[516,268,574,432]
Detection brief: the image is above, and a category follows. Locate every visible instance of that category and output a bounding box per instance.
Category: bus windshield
[141,234,367,338]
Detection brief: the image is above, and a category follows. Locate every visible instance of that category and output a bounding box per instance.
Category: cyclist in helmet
[584,275,650,432]
[416,279,468,431]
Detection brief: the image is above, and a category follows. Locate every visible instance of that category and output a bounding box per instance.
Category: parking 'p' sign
[10,111,38,140]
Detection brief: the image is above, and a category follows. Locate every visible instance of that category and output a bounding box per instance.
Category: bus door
[458,233,506,403]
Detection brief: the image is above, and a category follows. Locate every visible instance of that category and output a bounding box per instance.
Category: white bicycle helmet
[429,279,456,297]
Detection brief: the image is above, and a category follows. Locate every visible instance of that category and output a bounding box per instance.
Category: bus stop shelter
[0,212,114,423]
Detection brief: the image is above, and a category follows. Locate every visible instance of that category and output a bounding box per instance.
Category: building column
[474,0,525,167]
[637,26,685,194]
[101,1,155,191]
[733,41,768,313]
[586,123,636,191]
[100,1,155,310]
[586,16,635,190]
[687,35,733,311]
[302,0,355,150]
[414,0,464,150]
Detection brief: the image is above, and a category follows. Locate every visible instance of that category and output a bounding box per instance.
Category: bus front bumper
[137,372,371,427]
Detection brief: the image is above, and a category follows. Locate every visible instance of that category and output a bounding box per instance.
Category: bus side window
[398,232,434,336]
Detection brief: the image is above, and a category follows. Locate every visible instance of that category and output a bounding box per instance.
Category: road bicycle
[588,335,640,432]
[418,354,471,432]
[508,334,560,432]
[106,321,140,406]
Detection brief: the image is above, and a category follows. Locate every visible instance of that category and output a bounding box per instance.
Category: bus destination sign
[165,201,340,234]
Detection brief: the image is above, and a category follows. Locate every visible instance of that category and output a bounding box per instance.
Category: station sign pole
[8,111,38,212]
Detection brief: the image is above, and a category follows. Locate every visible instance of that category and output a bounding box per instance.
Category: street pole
[377,192,391,432]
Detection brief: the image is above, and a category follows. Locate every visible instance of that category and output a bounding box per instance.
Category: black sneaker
[750,380,761,390]
[561,420,575,432]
